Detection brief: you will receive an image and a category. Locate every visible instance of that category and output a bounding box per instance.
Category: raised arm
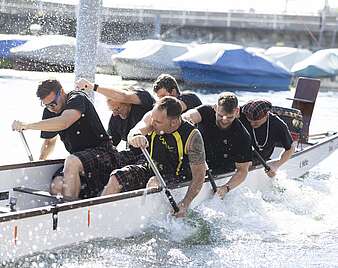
[182,108,202,125]
[176,129,206,217]
[75,78,141,104]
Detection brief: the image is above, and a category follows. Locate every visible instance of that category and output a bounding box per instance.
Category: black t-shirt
[239,109,293,162]
[108,88,155,146]
[41,91,109,153]
[197,105,252,174]
[177,92,202,111]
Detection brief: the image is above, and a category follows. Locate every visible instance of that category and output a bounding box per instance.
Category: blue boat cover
[174,43,292,91]
[0,40,28,58]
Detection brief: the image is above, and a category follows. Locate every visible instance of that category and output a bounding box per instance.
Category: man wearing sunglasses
[12,79,127,199]
[182,92,252,199]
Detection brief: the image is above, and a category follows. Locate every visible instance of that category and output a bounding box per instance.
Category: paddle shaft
[19,131,34,162]
[141,147,179,213]
[207,170,217,193]
[251,146,271,172]
[238,119,271,172]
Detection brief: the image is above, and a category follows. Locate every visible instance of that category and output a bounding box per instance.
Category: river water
[1,69,338,267]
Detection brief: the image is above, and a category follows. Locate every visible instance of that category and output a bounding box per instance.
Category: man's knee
[64,154,84,173]
[146,176,160,188]
[101,175,122,196]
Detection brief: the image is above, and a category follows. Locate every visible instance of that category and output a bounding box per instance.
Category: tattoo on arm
[187,130,206,165]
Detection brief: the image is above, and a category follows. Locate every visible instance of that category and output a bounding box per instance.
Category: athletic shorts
[52,142,143,198]
[113,162,190,192]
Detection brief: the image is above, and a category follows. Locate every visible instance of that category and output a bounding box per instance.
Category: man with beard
[101,96,207,218]
[183,92,252,199]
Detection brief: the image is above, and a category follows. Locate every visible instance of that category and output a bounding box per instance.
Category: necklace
[252,115,269,151]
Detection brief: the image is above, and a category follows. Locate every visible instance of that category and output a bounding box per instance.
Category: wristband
[225,184,231,193]
[93,84,99,92]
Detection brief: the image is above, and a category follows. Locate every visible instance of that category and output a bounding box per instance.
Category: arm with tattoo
[176,129,206,216]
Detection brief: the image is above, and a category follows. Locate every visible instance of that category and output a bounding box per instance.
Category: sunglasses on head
[41,90,61,109]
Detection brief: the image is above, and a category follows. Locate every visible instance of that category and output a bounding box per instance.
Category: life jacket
[147,121,196,180]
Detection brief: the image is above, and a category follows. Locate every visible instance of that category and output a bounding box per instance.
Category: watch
[93,84,99,92]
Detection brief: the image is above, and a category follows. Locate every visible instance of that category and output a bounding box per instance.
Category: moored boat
[173,43,292,91]
[264,46,312,71]
[9,35,120,73]
[291,49,338,78]
[112,39,191,81]
[0,34,32,59]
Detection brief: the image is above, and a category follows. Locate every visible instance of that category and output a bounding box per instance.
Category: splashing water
[2,70,338,267]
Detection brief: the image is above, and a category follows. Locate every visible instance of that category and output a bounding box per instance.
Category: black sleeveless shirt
[147,121,196,180]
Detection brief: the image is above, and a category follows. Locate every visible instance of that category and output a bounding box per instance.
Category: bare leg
[62,155,84,198]
[50,176,63,195]
[146,176,160,188]
[101,175,122,196]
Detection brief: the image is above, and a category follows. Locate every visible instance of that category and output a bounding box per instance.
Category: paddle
[141,147,179,213]
[206,170,217,193]
[237,119,271,172]
[251,147,271,172]
[19,131,34,162]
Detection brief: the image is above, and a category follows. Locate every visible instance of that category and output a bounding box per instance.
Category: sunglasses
[41,90,61,109]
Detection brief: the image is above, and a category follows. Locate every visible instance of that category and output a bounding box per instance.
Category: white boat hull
[1,133,338,262]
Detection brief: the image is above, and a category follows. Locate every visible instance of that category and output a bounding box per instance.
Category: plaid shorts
[113,161,191,192]
[73,142,142,198]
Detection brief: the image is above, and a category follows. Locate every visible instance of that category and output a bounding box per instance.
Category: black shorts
[52,142,143,198]
[113,162,190,192]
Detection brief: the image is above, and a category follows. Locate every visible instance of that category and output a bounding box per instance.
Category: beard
[216,119,231,129]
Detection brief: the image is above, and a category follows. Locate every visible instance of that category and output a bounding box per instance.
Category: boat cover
[264,46,312,71]
[112,39,191,80]
[9,35,120,68]
[0,34,32,58]
[173,43,292,91]
[291,49,338,78]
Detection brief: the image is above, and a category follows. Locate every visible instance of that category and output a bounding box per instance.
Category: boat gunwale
[0,159,64,171]
[0,187,162,223]
[0,132,337,223]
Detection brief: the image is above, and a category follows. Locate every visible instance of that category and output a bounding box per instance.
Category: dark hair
[156,96,182,119]
[36,79,62,99]
[153,74,180,95]
[217,92,238,113]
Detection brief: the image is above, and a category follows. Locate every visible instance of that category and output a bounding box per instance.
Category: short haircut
[217,92,238,113]
[153,74,181,95]
[36,79,62,99]
[156,96,182,119]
